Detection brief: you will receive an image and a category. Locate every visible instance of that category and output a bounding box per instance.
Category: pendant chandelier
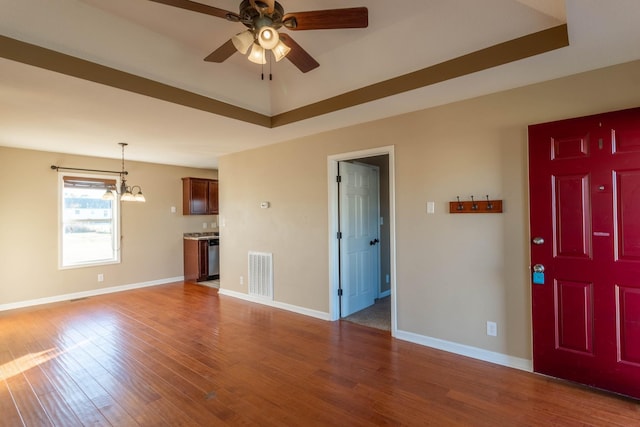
[102,142,146,202]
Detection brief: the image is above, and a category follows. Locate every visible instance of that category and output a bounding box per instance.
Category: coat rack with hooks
[449,195,503,214]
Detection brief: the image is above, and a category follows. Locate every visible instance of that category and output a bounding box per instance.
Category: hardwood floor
[1,282,638,426]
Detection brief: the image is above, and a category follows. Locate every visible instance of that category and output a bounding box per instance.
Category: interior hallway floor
[343,296,391,331]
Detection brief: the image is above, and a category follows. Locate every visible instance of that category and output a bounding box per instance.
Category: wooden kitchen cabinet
[182,177,218,215]
[208,179,218,214]
[184,239,208,282]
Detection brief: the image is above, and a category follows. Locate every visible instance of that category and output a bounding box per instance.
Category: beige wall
[0,147,217,306]
[219,59,640,360]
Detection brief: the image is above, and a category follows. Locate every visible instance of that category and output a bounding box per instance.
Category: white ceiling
[0,0,639,168]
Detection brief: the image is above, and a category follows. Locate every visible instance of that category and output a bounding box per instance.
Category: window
[59,173,120,268]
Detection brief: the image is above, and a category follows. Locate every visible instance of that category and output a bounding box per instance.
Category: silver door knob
[532,237,545,245]
[533,264,545,273]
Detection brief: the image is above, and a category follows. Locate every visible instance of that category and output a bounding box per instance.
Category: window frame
[58,172,121,269]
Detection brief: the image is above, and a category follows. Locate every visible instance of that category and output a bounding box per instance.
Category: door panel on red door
[613,127,640,153]
[614,170,640,260]
[553,174,592,258]
[529,107,640,399]
[552,134,590,159]
[555,279,594,354]
[617,285,640,365]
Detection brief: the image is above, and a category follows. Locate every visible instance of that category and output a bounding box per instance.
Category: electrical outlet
[240,276,244,285]
[487,321,497,336]
[203,222,208,229]
[97,274,104,282]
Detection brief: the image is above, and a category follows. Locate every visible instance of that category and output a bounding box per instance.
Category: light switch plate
[427,201,435,214]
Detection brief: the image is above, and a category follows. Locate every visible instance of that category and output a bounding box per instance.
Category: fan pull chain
[259,52,273,81]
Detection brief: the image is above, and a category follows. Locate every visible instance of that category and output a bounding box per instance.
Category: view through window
[60,174,119,268]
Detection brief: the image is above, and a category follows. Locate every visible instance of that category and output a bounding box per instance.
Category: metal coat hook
[456,196,464,211]
[486,195,493,210]
[470,195,478,210]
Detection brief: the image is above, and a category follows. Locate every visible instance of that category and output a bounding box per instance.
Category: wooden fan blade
[149,0,238,20]
[204,39,237,63]
[279,34,319,73]
[283,7,368,31]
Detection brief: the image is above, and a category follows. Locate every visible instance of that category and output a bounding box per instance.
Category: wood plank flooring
[0,282,639,426]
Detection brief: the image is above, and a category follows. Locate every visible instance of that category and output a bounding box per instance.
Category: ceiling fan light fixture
[248,43,266,64]
[257,26,280,50]
[231,30,254,54]
[158,1,370,73]
[271,40,291,62]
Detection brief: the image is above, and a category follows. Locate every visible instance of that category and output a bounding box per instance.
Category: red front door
[529,107,640,398]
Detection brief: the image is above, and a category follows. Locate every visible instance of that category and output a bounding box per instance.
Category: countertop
[183,232,219,240]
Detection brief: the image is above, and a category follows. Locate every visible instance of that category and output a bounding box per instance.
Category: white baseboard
[395,329,533,372]
[217,288,331,321]
[0,276,184,312]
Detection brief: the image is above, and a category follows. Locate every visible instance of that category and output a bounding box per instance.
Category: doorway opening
[328,146,396,335]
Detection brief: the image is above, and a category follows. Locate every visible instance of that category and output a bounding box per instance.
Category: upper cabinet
[182,177,218,215]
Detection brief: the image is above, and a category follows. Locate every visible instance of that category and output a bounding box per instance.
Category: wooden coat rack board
[449,197,503,214]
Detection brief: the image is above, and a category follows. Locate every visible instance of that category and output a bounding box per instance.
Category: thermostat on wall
[260,201,270,209]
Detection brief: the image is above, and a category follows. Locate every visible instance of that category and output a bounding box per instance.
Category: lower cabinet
[184,239,208,282]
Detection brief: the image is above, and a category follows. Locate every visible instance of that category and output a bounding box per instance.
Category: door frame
[327,146,397,335]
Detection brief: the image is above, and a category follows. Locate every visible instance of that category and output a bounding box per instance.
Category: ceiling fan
[149,0,368,73]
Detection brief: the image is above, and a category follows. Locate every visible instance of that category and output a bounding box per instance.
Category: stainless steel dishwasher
[208,238,219,279]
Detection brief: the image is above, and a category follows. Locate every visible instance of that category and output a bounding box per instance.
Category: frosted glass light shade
[271,40,291,62]
[121,190,135,202]
[257,26,279,50]
[102,189,115,200]
[232,30,254,54]
[248,44,266,64]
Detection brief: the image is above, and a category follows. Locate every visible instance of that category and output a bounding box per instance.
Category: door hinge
[338,288,343,296]
[337,231,342,239]
[336,175,342,183]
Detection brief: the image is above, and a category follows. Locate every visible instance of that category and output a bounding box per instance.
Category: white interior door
[339,161,379,317]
